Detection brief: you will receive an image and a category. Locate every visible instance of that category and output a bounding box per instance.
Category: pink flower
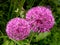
[6,18,30,40]
[26,6,55,33]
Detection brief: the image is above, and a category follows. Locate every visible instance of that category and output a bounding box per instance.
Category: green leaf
[10,39,21,45]
[0,36,7,39]
[9,41,15,45]
[36,32,51,41]
[53,0,60,6]
[2,40,10,45]
[18,0,26,17]
[57,7,60,14]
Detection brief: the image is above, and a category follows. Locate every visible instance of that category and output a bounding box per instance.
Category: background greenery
[0,0,60,45]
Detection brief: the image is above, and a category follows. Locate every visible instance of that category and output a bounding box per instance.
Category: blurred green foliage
[0,0,60,45]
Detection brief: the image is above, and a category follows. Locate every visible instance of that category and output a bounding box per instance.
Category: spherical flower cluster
[26,6,55,32]
[6,18,30,40]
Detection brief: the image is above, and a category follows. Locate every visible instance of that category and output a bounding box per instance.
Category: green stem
[27,0,35,9]
[0,30,4,36]
[29,33,35,44]
[8,0,13,20]
[11,0,18,18]
[39,0,44,5]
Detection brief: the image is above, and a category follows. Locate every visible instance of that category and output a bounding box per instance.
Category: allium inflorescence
[6,18,30,40]
[6,6,55,40]
[26,6,55,32]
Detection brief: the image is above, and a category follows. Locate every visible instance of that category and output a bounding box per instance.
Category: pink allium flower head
[6,18,30,40]
[26,6,55,33]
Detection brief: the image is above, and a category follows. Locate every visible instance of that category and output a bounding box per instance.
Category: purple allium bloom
[6,18,30,40]
[26,6,55,33]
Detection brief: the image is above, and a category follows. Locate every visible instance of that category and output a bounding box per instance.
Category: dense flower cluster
[6,6,55,40]
[26,6,55,32]
[6,18,30,40]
